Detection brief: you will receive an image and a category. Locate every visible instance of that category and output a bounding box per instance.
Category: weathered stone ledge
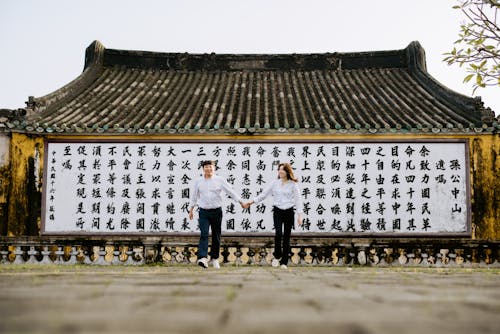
[0,236,498,267]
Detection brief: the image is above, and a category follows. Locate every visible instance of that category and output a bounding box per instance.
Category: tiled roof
[2,41,497,134]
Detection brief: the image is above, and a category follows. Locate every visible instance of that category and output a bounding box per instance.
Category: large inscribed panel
[42,140,470,236]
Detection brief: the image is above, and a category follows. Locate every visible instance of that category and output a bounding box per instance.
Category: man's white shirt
[189,175,242,210]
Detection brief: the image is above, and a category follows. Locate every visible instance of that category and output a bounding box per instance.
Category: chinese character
[330,219,342,231]
[422,218,431,231]
[152,146,161,157]
[360,147,371,155]
[449,159,461,170]
[376,218,386,230]
[360,219,371,231]
[404,146,415,157]
[77,146,88,156]
[419,146,430,157]
[406,218,416,231]
[346,146,355,157]
[376,146,385,157]
[271,146,281,157]
[331,204,341,214]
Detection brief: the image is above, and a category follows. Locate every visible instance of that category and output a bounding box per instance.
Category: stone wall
[0,135,10,236]
[0,132,498,239]
[3,133,44,236]
[470,135,499,239]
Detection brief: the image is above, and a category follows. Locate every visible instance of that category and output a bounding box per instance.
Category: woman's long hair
[278,163,298,182]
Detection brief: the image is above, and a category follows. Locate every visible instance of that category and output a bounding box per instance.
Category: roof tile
[4,41,494,134]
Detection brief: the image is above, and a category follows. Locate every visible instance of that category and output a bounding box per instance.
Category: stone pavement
[1,265,499,334]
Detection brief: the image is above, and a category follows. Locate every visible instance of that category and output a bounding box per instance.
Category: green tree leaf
[464,74,475,83]
[444,1,499,92]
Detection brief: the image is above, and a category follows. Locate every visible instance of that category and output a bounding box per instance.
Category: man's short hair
[201,160,215,167]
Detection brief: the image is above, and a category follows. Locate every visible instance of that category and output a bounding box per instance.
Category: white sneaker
[211,259,220,269]
[280,264,288,269]
[271,258,280,267]
[198,257,208,268]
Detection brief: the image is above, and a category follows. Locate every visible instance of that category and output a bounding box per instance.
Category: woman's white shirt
[252,179,303,214]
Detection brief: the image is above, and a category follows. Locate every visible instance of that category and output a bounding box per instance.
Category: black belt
[200,207,222,212]
[273,206,294,212]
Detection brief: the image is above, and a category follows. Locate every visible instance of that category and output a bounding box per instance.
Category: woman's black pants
[272,206,294,265]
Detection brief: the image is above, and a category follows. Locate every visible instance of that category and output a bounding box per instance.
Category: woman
[246,163,303,269]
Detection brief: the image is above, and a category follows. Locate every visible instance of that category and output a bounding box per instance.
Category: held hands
[191,203,303,226]
[240,200,254,209]
[189,201,253,219]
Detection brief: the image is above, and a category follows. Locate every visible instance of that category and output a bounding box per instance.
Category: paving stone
[0,266,499,334]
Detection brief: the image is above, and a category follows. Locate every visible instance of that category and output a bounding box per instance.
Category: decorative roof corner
[84,40,105,70]
[23,96,40,117]
[405,41,486,123]
[405,41,427,73]
[30,40,105,115]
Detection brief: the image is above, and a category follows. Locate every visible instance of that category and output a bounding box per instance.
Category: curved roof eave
[2,40,495,135]
[404,41,494,125]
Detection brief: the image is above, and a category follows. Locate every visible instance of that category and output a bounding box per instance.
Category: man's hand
[188,207,194,220]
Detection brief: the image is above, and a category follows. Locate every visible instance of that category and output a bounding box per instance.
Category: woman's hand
[297,214,303,226]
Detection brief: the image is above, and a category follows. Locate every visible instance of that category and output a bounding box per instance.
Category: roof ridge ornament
[406,41,427,73]
[84,40,105,70]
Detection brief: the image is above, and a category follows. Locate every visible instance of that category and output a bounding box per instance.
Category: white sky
[0,0,498,116]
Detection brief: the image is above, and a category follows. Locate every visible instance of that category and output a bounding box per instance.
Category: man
[188,160,246,269]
